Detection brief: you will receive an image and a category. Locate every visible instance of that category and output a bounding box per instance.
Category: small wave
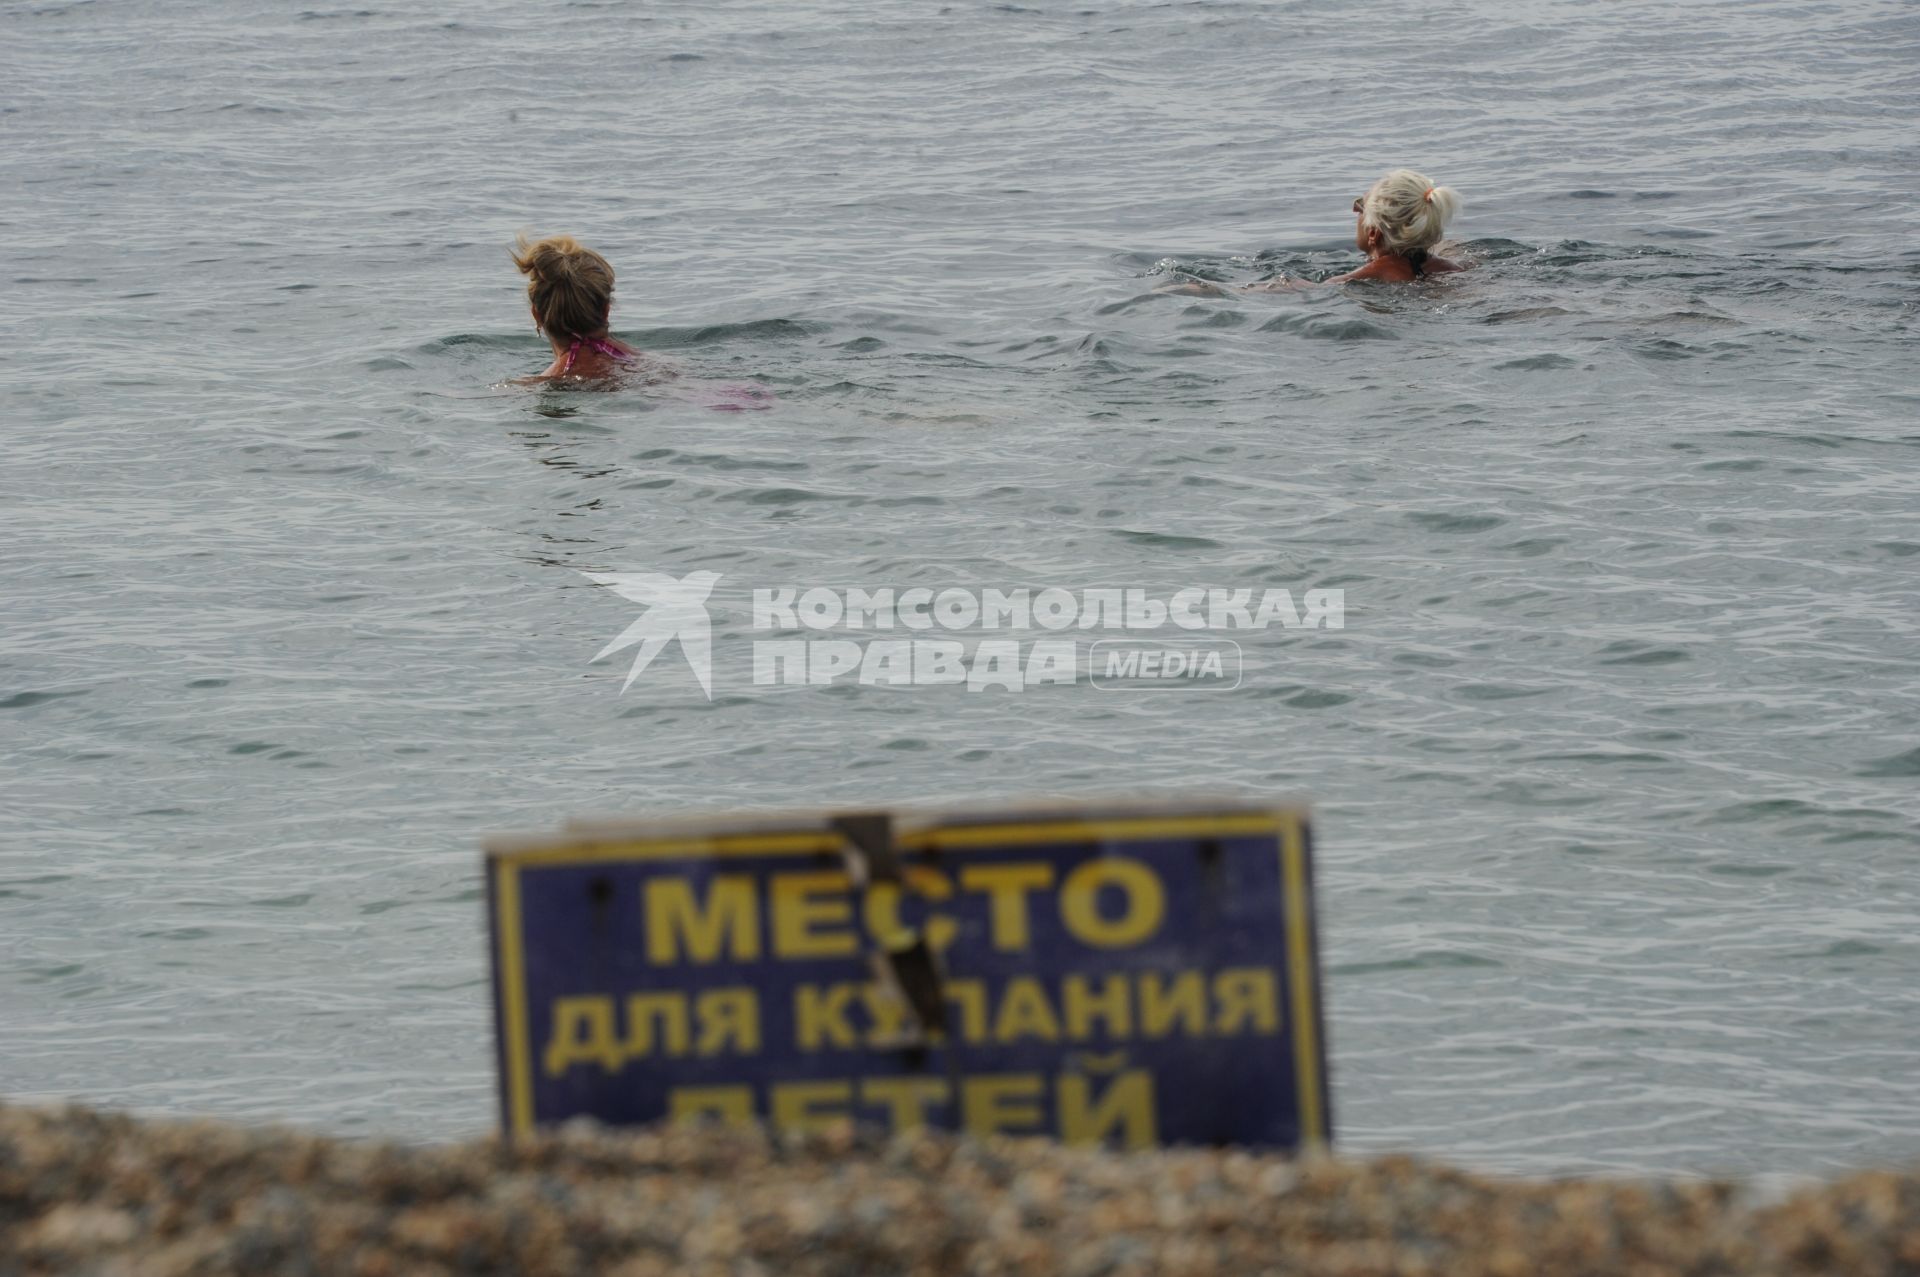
[424,320,823,360]
[1594,643,1690,666]
[1257,313,1395,341]
[1484,306,1576,323]
[421,333,536,354]
[0,689,89,711]
[1332,950,1503,976]
[1144,256,1236,284]
[1407,512,1503,534]
[1858,746,1920,778]
[1494,353,1578,371]
[631,318,829,349]
[1458,238,1537,260]
[1108,529,1223,551]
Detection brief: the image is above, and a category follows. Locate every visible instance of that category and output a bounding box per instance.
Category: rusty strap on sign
[832,811,948,1043]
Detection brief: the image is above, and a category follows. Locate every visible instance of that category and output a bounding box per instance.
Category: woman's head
[1354,169,1462,259]
[511,234,616,338]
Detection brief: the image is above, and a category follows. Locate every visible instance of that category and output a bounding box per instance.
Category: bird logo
[580,570,722,698]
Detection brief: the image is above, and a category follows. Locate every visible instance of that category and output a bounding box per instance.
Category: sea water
[4,0,1917,1176]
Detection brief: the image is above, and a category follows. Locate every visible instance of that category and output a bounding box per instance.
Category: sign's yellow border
[490,812,1327,1148]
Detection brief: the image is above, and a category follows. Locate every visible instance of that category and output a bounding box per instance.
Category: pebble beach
[4,1104,1916,1276]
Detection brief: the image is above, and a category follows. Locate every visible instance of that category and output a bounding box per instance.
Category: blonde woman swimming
[1164,168,1466,294]
[1320,168,1465,284]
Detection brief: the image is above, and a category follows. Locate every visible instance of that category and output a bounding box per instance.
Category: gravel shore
[3,1103,1916,1276]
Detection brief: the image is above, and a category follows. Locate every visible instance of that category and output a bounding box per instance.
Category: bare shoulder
[1424,256,1468,274]
[1325,262,1380,284]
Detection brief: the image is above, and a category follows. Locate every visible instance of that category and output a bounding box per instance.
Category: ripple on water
[1407,513,1505,534]
[1857,746,1920,778]
[0,690,90,710]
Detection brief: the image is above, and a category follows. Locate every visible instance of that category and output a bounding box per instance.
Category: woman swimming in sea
[510,234,640,382]
[1321,168,1464,284]
[1163,168,1465,294]
[508,233,777,409]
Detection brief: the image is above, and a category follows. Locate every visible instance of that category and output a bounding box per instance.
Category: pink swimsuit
[553,337,775,410]
[558,335,632,375]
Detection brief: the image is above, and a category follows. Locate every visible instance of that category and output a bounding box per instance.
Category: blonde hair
[1359,169,1463,260]
[510,234,616,338]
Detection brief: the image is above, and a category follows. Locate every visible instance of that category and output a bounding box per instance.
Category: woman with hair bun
[1161,167,1466,294]
[1325,168,1465,283]
[510,234,639,381]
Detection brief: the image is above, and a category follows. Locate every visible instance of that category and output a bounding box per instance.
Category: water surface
[4,0,1918,1177]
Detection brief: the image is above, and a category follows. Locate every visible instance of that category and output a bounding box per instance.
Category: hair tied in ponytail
[511,233,617,340]
[1357,170,1460,256]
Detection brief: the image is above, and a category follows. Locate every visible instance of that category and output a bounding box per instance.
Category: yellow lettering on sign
[860,983,917,1046]
[1138,971,1208,1037]
[958,863,1054,951]
[863,867,958,952]
[623,992,690,1057]
[795,983,859,1049]
[645,876,759,964]
[961,1072,1045,1136]
[943,979,988,1043]
[1059,858,1165,948]
[1060,1070,1156,1149]
[693,988,761,1055]
[771,871,859,958]
[992,976,1061,1044]
[542,996,623,1076]
[669,1070,1168,1147]
[1212,968,1280,1035]
[1061,974,1131,1039]
[772,1080,852,1132]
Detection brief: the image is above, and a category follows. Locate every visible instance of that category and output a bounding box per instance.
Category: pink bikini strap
[559,335,628,375]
